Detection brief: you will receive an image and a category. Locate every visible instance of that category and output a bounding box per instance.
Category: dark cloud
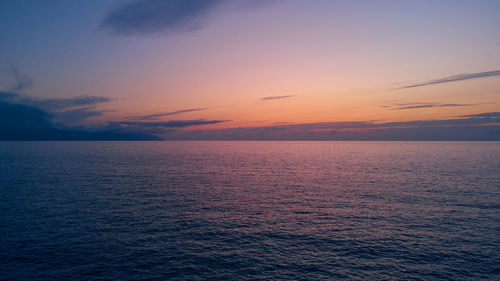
[383,102,476,110]
[9,65,33,92]
[100,0,227,35]
[397,70,500,89]
[100,0,273,36]
[129,107,208,120]
[261,95,294,101]
[0,101,160,141]
[0,101,51,130]
[1,67,110,125]
[0,92,111,124]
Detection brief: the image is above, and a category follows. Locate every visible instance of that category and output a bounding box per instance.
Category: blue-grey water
[1,141,499,280]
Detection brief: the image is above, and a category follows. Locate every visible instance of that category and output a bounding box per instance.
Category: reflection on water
[1,141,499,280]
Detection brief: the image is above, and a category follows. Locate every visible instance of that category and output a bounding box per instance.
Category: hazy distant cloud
[158,113,500,141]
[113,119,229,128]
[100,0,273,36]
[383,102,476,110]
[129,107,208,120]
[461,112,500,118]
[380,115,500,128]
[397,70,500,89]
[261,95,294,101]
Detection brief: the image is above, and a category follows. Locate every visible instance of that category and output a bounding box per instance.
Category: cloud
[54,107,113,125]
[261,95,294,101]
[129,107,208,120]
[0,92,111,124]
[1,66,111,125]
[0,101,51,130]
[1,65,112,125]
[461,112,500,118]
[100,0,273,36]
[8,65,33,92]
[157,113,500,141]
[397,70,500,89]
[383,102,476,110]
[100,0,227,35]
[379,115,500,128]
[0,101,160,141]
[0,92,110,111]
[113,119,229,128]
[30,96,111,111]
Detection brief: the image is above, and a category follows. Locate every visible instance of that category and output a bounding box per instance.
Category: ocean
[1,141,499,280]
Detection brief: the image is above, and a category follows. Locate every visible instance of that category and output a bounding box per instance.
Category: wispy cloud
[397,70,500,89]
[100,0,273,36]
[8,65,32,92]
[382,102,476,110]
[100,0,225,35]
[261,95,294,101]
[129,107,208,120]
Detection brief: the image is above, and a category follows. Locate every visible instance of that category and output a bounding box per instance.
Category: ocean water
[0,141,499,280]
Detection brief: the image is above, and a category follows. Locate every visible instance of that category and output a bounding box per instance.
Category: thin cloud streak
[129,107,208,120]
[113,119,230,128]
[397,70,500,89]
[261,95,294,101]
[0,92,111,111]
[386,103,476,110]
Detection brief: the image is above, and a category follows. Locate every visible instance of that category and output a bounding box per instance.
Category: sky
[0,0,499,140]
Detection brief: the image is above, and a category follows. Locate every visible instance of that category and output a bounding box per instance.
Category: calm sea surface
[1,141,499,280]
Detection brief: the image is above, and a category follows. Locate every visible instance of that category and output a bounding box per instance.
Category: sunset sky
[1,0,499,140]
